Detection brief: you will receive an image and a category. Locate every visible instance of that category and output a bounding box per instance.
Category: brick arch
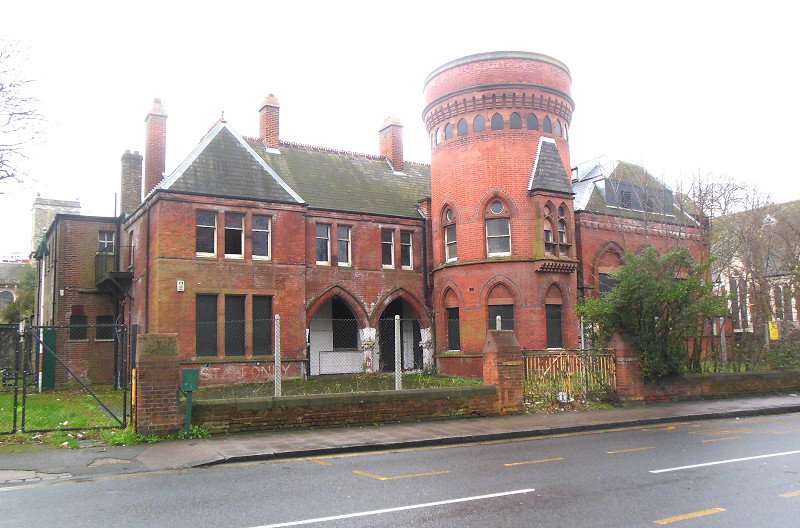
[440,199,462,223]
[592,241,625,275]
[439,280,465,309]
[537,277,571,308]
[370,288,431,328]
[474,188,520,220]
[479,275,523,306]
[306,285,369,327]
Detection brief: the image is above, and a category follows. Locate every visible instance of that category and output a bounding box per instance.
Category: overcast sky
[2,1,797,257]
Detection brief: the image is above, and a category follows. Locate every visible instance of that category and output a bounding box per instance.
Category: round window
[544,205,552,216]
[445,209,454,223]
[490,201,505,215]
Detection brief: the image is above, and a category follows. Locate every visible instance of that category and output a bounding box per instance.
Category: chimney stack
[379,117,404,171]
[144,98,167,195]
[259,94,280,148]
[120,150,143,216]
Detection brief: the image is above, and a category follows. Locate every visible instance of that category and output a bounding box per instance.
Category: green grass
[196,372,482,399]
[0,389,125,433]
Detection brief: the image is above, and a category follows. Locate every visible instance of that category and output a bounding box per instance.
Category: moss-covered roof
[160,122,431,219]
[250,141,431,218]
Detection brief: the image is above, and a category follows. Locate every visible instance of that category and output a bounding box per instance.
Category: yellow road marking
[607,446,655,454]
[353,470,449,481]
[780,490,800,498]
[654,508,725,524]
[701,437,740,443]
[307,458,332,466]
[505,457,564,467]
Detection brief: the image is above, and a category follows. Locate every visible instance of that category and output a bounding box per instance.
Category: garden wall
[610,332,800,402]
[192,385,498,434]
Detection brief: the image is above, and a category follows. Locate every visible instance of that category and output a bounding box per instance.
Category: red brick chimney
[379,117,403,171]
[120,150,143,216]
[144,98,167,195]
[259,94,280,148]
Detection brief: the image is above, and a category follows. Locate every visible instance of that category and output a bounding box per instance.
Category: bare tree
[0,39,43,190]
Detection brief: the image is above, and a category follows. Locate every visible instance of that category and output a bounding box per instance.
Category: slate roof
[250,141,431,218]
[528,137,572,194]
[161,122,301,204]
[158,121,431,219]
[0,262,30,286]
[572,158,697,227]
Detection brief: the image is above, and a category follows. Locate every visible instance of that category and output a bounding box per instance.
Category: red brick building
[34,51,703,386]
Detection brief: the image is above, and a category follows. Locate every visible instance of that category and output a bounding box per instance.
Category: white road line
[650,449,800,474]
[251,488,536,527]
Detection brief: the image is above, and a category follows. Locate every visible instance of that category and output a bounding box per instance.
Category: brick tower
[424,51,579,368]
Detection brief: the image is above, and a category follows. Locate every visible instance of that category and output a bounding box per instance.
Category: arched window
[527,113,538,130]
[543,202,555,254]
[558,219,567,244]
[563,123,568,141]
[509,112,522,129]
[545,284,563,348]
[543,116,552,134]
[485,199,510,257]
[487,283,514,331]
[457,118,468,136]
[430,132,435,150]
[443,207,457,262]
[435,128,442,145]
[444,288,460,351]
[555,120,562,137]
[491,113,504,131]
[444,123,454,140]
[474,115,486,132]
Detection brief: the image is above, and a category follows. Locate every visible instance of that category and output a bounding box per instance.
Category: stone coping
[194,385,497,411]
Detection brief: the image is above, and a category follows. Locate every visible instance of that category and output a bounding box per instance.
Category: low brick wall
[634,370,800,402]
[191,385,498,434]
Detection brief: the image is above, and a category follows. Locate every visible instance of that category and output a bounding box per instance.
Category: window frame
[196,294,218,357]
[315,223,331,265]
[196,211,217,257]
[400,230,413,270]
[485,199,511,257]
[224,212,245,259]
[98,231,115,254]
[252,215,272,260]
[381,228,395,269]
[443,208,457,262]
[95,315,115,341]
[337,225,352,267]
[446,307,460,351]
[69,315,88,341]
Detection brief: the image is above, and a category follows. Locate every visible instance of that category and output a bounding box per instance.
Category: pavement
[2,393,800,486]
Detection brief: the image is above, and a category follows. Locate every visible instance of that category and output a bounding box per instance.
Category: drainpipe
[144,204,151,332]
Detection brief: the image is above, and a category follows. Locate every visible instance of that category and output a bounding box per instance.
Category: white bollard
[395,315,402,390]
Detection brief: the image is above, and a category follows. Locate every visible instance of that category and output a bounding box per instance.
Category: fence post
[719,317,728,372]
[395,315,402,390]
[495,315,501,331]
[274,314,281,397]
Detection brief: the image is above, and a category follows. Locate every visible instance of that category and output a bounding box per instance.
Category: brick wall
[39,216,120,386]
[134,333,181,435]
[192,386,498,434]
[609,332,800,402]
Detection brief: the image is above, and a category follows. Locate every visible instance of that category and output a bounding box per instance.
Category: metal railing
[523,349,616,400]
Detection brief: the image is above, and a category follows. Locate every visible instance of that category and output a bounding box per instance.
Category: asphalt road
[2,413,799,527]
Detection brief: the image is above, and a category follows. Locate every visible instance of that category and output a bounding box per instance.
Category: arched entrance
[308,296,362,375]
[378,298,422,372]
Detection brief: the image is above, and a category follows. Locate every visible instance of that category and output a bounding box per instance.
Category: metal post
[496,315,501,331]
[274,314,281,397]
[720,317,728,372]
[395,315,402,391]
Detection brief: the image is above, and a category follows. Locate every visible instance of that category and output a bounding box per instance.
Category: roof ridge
[242,137,431,168]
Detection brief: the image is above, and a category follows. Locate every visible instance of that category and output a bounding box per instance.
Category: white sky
[2,1,798,257]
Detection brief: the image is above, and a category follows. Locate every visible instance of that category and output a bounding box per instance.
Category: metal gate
[0,323,131,435]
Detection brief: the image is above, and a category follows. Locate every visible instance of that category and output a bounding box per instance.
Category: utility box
[181,368,199,392]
